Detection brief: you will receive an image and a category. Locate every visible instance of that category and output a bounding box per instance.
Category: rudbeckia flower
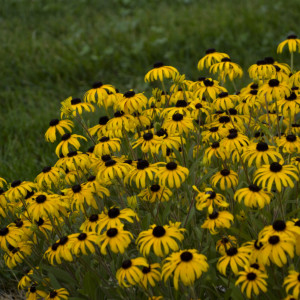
[202,126,228,142]
[220,128,249,153]
[18,269,33,290]
[277,92,300,118]
[277,134,300,153]
[193,79,227,101]
[201,210,234,234]
[162,249,209,290]
[106,111,136,135]
[116,257,148,287]
[60,97,95,118]
[97,159,131,181]
[213,92,239,110]
[139,263,161,289]
[203,141,227,163]
[83,81,116,104]
[254,161,299,192]
[211,169,238,190]
[155,128,182,156]
[144,62,179,82]
[4,241,33,269]
[277,34,300,53]
[217,246,250,275]
[235,266,268,299]
[248,59,276,80]
[26,285,47,300]
[132,132,163,154]
[45,288,69,300]
[94,136,121,156]
[88,116,110,138]
[210,58,243,81]
[156,162,189,188]
[136,224,185,257]
[5,180,36,202]
[0,226,23,252]
[35,166,64,189]
[117,90,148,114]
[163,113,194,135]
[55,133,87,157]
[216,235,237,255]
[98,225,133,255]
[138,184,172,203]
[67,232,98,255]
[45,119,74,143]
[80,214,101,233]
[283,270,300,299]
[197,48,229,70]
[258,79,291,103]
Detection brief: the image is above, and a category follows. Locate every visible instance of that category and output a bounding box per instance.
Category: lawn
[0,0,299,182]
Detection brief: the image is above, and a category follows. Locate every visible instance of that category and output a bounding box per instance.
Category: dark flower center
[268,79,279,87]
[88,175,96,182]
[61,133,71,141]
[30,286,37,293]
[270,162,282,172]
[71,98,81,105]
[218,92,228,98]
[268,235,280,245]
[205,48,216,54]
[15,219,23,228]
[100,155,111,162]
[25,191,34,199]
[272,220,286,231]
[108,207,120,218]
[124,159,132,165]
[114,111,125,118]
[150,184,160,192]
[256,142,269,151]
[0,227,9,236]
[50,291,58,298]
[36,218,44,226]
[42,166,52,173]
[221,58,231,62]
[195,103,203,109]
[204,79,214,87]
[124,91,135,98]
[36,195,46,204]
[227,129,238,139]
[206,191,216,199]
[92,81,103,88]
[72,184,82,193]
[250,90,258,95]
[122,259,132,269]
[51,243,59,251]
[78,233,87,241]
[286,92,297,101]
[250,263,259,269]
[254,240,262,250]
[107,228,118,237]
[209,126,219,132]
[286,134,296,142]
[275,65,281,72]
[228,108,237,115]
[105,159,117,167]
[11,180,21,187]
[172,113,183,121]
[180,251,193,262]
[175,100,188,107]
[219,116,230,123]
[49,119,59,126]
[142,266,151,274]
[99,136,109,142]
[221,237,229,244]
[248,184,261,192]
[137,160,149,170]
[166,162,177,170]
[298,274,300,282]
[143,132,153,141]
[59,236,69,245]
[99,116,109,125]
[264,57,275,64]
[247,272,257,281]
[67,151,77,157]
[209,211,219,219]
[156,128,167,137]
[152,225,166,237]
[220,169,230,176]
[226,247,238,256]
[211,142,220,149]
[153,62,164,68]
[287,34,297,39]
[0,189,3,195]
[89,214,99,222]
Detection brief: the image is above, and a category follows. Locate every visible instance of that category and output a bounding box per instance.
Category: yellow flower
[144,62,178,82]
[277,34,300,53]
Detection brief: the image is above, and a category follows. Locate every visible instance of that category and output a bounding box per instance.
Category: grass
[0,0,299,182]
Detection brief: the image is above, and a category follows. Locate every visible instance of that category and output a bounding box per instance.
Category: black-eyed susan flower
[193,79,227,101]
[35,166,64,189]
[163,113,194,135]
[211,169,238,190]
[202,126,228,142]
[260,234,295,267]
[242,142,283,168]
[94,136,121,156]
[216,235,237,255]
[9,218,32,241]
[117,90,148,114]
[234,184,272,209]
[193,186,228,213]
[155,128,182,156]
[55,133,87,157]
[144,62,178,82]
[88,116,110,138]
[45,288,69,300]
[84,81,116,104]
[4,241,33,269]
[203,141,227,163]
[68,232,98,256]
[217,246,250,275]
[277,134,300,153]
[96,207,138,233]
[132,132,163,154]
[220,128,249,153]
[258,79,291,103]
[138,184,172,203]
[140,263,161,289]
[156,162,189,188]
[80,214,101,232]
[201,210,234,234]
[0,226,23,251]
[61,97,95,118]
[254,161,299,192]
[26,285,47,300]
[235,266,268,299]
[116,257,148,287]
[106,111,135,135]
[248,59,276,80]
[5,180,36,202]
[277,92,300,118]
[44,242,62,265]
[0,177,6,189]
[213,92,239,111]
[162,249,209,290]
[45,119,74,143]
[283,270,300,299]
[136,224,185,257]
[277,34,300,53]
[210,58,243,81]
[242,240,265,265]
[125,159,158,188]
[34,217,53,238]
[18,269,33,290]
[97,159,131,182]
[190,100,211,120]
[197,48,229,70]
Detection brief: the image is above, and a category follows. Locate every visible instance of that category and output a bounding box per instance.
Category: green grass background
[1,0,299,182]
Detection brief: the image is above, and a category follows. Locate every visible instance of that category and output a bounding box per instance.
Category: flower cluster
[0,35,300,299]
